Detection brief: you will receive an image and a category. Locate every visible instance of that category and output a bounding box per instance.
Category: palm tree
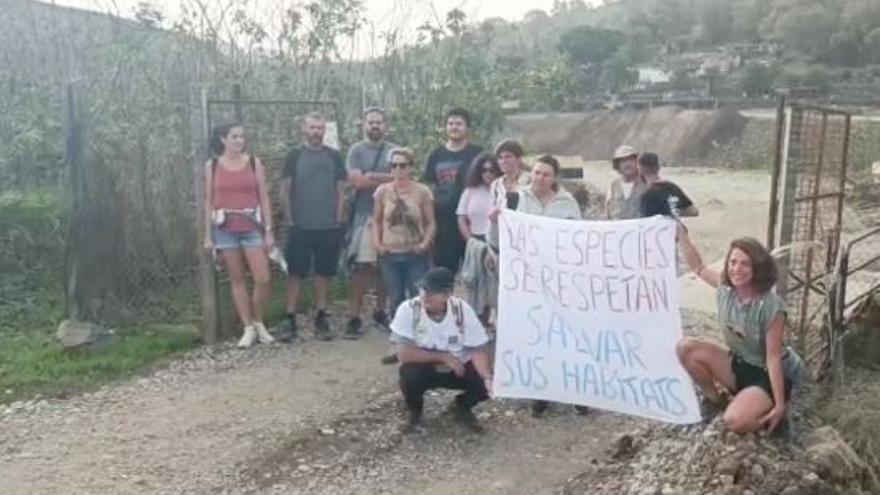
[446,8,466,37]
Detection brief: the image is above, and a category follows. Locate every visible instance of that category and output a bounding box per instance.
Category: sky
[43,0,564,27]
[41,0,575,57]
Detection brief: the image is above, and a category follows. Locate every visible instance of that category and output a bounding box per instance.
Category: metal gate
[194,85,343,343]
[768,101,852,379]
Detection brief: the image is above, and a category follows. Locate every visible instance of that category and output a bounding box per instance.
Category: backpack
[408,296,466,337]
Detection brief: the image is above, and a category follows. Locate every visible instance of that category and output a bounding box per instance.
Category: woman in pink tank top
[204,123,276,348]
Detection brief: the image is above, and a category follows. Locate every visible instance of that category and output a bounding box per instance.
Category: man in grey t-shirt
[279,112,347,341]
[343,107,397,339]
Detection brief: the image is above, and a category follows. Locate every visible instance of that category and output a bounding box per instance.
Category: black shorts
[285,227,343,278]
[730,352,791,404]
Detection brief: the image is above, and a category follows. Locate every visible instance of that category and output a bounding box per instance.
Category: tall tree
[697,0,733,44]
[771,4,838,59]
[558,25,626,68]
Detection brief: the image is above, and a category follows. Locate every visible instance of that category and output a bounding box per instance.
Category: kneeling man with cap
[390,267,493,433]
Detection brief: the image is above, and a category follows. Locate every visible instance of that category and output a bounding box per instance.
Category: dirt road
[0,324,638,495]
[0,167,771,494]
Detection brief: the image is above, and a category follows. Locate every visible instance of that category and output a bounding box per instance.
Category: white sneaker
[238,325,257,348]
[254,322,275,344]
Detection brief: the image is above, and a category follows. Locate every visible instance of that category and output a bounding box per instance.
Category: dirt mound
[507,107,748,163]
[564,420,876,495]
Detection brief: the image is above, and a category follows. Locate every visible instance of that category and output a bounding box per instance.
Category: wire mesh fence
[66,81,354,338]
[205,94,351,336]
[65,80,203,327]
[773,104,851,379]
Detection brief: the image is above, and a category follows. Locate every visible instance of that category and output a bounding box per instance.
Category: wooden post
[63,82,85,321]
[197,88,219,344]
[766,93,786,250]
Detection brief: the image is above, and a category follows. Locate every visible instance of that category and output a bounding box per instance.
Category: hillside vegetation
[4,0,880,192]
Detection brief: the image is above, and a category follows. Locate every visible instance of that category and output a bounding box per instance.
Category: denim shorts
[213,227,264,251]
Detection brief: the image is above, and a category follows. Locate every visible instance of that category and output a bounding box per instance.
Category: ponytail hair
[209,123,242,157]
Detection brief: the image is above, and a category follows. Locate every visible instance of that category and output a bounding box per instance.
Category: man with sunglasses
[423,108,484,273]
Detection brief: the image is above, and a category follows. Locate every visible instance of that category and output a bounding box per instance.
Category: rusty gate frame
[767,98,852,380]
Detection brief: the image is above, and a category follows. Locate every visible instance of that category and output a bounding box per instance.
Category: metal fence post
[63,82,85,321]
[197,88,219,344]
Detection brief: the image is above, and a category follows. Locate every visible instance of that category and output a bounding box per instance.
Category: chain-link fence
[65,81,201,327]
[66,81,353,340]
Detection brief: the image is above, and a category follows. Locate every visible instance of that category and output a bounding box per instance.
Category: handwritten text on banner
[493,210,701,424]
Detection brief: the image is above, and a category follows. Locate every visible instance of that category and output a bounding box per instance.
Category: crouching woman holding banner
[676,231,794,433]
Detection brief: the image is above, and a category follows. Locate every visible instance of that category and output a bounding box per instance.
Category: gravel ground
[0,309,643,495]
[0,307,730,495]
[0,313,398,494]
[0,167,806,494]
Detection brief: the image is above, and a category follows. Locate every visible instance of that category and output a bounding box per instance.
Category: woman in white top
[487,140,530,253]
[491,154,587,417]
[457,153,502,326]
[458,153,502,240]
[490,139,530,209]
[516,154,582,220]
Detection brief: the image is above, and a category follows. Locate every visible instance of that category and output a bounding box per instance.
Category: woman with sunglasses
[373,147,437,322]
[457,153,502,327]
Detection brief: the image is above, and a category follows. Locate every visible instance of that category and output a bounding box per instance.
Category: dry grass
[816,367,880,490]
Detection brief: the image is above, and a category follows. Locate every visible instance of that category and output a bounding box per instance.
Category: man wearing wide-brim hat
[605,144,648,220]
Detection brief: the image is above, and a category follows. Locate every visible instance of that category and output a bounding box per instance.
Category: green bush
[0,192,65,335]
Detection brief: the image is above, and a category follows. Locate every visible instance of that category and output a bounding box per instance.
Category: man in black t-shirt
[423,108,483,272]
[638,152,699,218]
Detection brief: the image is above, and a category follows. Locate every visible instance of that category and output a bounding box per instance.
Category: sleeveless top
[607,178,648,219]
[212,162,259,233]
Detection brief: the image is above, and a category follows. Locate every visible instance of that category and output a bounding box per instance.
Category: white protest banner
[493,210,701,424]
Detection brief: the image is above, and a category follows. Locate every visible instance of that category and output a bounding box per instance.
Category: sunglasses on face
[390,161,410,169]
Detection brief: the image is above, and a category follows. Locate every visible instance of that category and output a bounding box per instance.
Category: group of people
[204,107,800,436]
